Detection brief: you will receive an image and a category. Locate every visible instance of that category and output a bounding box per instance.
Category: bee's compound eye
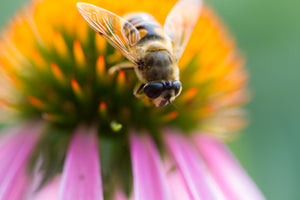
[144,82,164,99]
[173,81,182,96]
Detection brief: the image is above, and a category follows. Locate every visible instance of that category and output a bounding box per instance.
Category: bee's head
[143,80,182,107]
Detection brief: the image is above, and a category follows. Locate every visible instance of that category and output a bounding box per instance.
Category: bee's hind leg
[134,83,145,98]
[108,62,136,74]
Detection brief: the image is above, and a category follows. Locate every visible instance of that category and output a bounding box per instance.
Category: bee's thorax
[135,48,178,82]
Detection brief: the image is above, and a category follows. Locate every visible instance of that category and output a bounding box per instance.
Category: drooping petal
[58,126,103,200]
[0,122,44,200]
[130,130,171,200]
[194,135,265,200]
[1,168,28,200]
[164,128,225,200]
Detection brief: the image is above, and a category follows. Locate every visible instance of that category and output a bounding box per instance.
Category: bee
[77,0,202,107]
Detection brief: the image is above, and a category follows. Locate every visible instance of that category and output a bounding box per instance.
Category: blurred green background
[0,0,299,199]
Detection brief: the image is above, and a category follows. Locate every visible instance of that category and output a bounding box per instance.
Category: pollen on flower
[110,120,123,132]
[73,40,86,67]
[117,70,126,86]
[53,31,69,58]
[51,62,65,85]
[95,34,106,54]
[96,55,105,78]
[98,101,107,116]
[71,79,84,101]
[162,111,179,122]
[31,50,46,70]
[28,96,48,110]
[180,87,199,103]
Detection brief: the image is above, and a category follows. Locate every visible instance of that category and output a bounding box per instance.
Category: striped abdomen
[123,13,167,44]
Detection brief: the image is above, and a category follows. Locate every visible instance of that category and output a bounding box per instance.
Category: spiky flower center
[14,29,185,135]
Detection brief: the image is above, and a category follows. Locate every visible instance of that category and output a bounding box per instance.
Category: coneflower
[0,0,264,199]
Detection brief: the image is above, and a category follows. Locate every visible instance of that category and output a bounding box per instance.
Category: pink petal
[164,157,190,200]
[130,130,171,200]
[58,126,103,200]
[0,122,44,200]
[32,175,61,200]
[194,134,265,200]
[164,128,225,200]
[25,157,59,200]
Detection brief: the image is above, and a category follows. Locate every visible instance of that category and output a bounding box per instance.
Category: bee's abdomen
[123,13,166,43]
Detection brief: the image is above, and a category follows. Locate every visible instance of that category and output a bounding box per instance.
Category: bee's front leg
[134,83,145,98]
[108,62,136,74]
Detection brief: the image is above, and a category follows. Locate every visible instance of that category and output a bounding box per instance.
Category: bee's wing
[164,0,202,62]
[77,3,141,64]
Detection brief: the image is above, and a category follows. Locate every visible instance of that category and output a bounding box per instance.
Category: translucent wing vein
[164,0,202,62]
[77,2,141,63]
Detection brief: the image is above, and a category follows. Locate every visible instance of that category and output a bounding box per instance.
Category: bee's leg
[108,62,136,74]
[134,83,145,98]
